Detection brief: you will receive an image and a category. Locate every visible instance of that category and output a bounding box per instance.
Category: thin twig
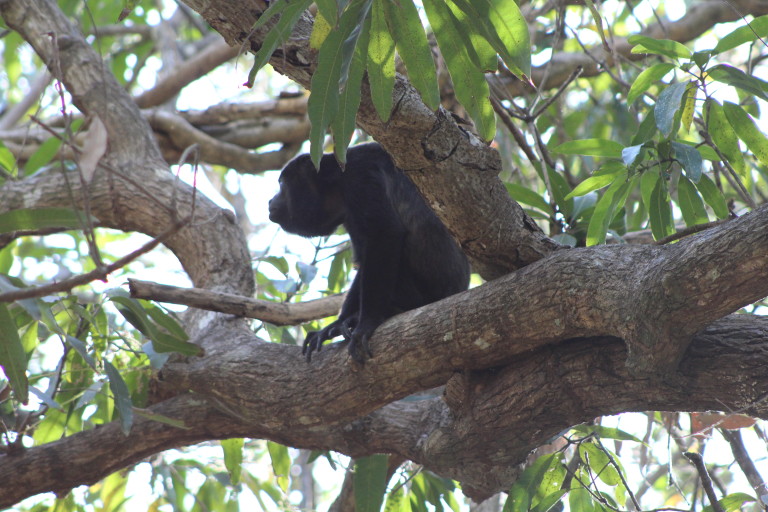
[0,220,187,302]
[683,452,725,512]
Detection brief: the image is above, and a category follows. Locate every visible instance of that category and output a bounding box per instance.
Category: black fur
[268,142,469,362]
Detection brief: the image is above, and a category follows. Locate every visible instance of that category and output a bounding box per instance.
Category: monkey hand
[346,318,381,364]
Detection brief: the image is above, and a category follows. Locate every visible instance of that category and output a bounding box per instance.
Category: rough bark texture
[1,0,768,508]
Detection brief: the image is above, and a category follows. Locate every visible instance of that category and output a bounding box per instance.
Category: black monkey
[268,142,469,362]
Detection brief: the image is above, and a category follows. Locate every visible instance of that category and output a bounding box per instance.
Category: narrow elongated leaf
[367,0,396,122]
[569,487,595,512]
[628,35,691,59]
[506,183,550,212]
[0,142,16,174]
[531,490,568,512]
[104,361,133,435]
[268,441,291,492]
[565,169,623,199]
[66,335,97,370]
[383,0,440,110]
[678,175,709,226]
[354,455,389,512]
[713,15,768,54]
[450,0,531,77]
[654,81,689,137]
[0,303,28,404]
[649,177,674,240]
[337,0,373,90]
[570,424,643,442]
[586,174,632,246]
[702,492,756,512]
[707,64,768,102]
[314,0,338,26]
[708,100,746,176]
[221,438,244,485]
[631,109,657,145]
[0,207,97,234]
[671,141,703,182]
[695,174,729,219]
[25,136,63,174]
[246,0,313,85]
[502,485,530,512]
[553,139,624,158]
[332,15,370,162]
[445,2,497,72]
[622,144,643,167]
[423,0,495,140]
[723,101,768,167]
[627,62,675,105]
[310,11,332,50]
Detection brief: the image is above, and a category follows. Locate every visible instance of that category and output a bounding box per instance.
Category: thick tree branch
[3,315,768,507]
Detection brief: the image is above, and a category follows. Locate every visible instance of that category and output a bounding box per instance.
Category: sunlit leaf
[627,62,675,105]
[25,136,63,174]
[506,183,551,211]
[586,174,633,246]
[0,207,97,234]
[565,169,623,199]
[702,492,756,512]
[723,101,768,168]
[367,0,396,122]
[713,14,768,54]
[221,438,244,485]
[708,100,746,177]
[553,139,624,158]
[383,0,440,110]
[423,0,495,140]
[628,35,691,60]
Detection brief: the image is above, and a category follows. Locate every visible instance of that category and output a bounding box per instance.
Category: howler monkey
[268,142,469,362]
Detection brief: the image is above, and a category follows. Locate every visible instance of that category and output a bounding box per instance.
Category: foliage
[2,0,768,511]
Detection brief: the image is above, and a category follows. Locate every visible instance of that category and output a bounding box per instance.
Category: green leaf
[506,183,551,212]
[654,81,689,137]
[332,13,371,162]
[246,0,313,85]
[66,335,97,370]
[695,174,729,219]
[0,303,28,404]
[221,438,244,485]
[25,136,63,174]
[308,0,372,166]
[110,295,201,356]
[502,484,530,512]
[702,492,756,512]
[586,173,632,246]
[0,141,17,174]
[423,0,495,140]
[267,441,291,492]
[649,177,674,240]
[0,207,97,234]
[713,15,768,55]
[631,109,657,145]
[310,11,333,50]
[383,0,440,110]
[383,483,407,512]
[571,424,643,442]
[569,487,595,512]
[708,100,746,177]
[628,35,691,60]
[315,0,338,26]
[565,169,623,199]
[627,62,676,104]
[553,139,624,158]
[367,0,396,122]
[671,141,703,182]
[104,361,134,435]
[707,64,768,102]
[580,442,621,486]
[354,454,389,512]
[547,167,574,218]
[450,0,531,77]
[723,101,768,168]
[678,175,709,227]
[506,453,564,511]
[445,2,497,72]
[530,490,568,512]
[144,304,188,342]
